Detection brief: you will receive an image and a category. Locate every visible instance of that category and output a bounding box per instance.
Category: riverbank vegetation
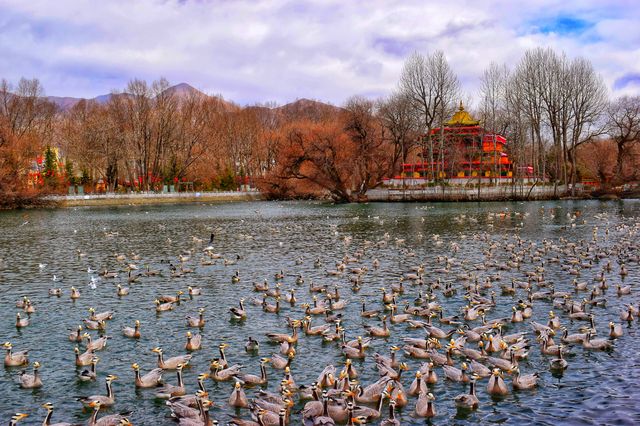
[1,47,639,207]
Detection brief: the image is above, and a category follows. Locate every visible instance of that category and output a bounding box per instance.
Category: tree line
[1,47,639,207]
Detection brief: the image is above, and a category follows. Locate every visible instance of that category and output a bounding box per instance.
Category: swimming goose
[583,332,613,351]
[237,357,269,385]
[229,381,249,408]
[549,346,569,371]
[84,333,110,351]
[230,299,247,320]
[41,402,74,426]
[155,364,186,399]
[155,300,174,312]
[132,363,163,388]
[364,316,390,337]
[188,286,202,296]
[78,375,118,407]
[116,284,129,296]
[415,391,436,418]
[454,375,480,409]
[86,400,131,426]
[151,347,192,369]
[70,286,81,299]
[609,322,623,338]
[83,319,106,331]
[8,413,28,425]
[4,342,29,366]
[78,356,99,382]
[122,320,141,338]
[187,308,206,327]
[159,291,184,304]
[89,308,114,321]
[245,337,260,352]
[19,361,43,388]
[210,361,242,381]
[185,332,202,351]
[15,313,29,328]
[511,366,539,390]
[487,368,509,395]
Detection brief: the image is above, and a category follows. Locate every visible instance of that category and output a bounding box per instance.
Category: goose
[188,286,202,297]
[70,286,81,299]
[407,371,428,396]
[237,357,269,385]
[4,342,29,366]
[86,400,131,426]
[230,299,247,320]
[151,347,192,369]
[229,381,250,408]
[84,334,110,351]
[454,375,480,409]
[8,414,28,425]
[560,327,586,344]
[155,364,186,399]
[263,296,281,314]
[442,362,469,382]
[609,322,623,338]
[78,375,118,407]
[210,361,242,381]
[469,359,491,378]
[487,368,509,395]
[88,308,114,321]
[15,313,29,328]
[83,319,106,331]
[78,356,99,382]
[232,270,241,283]
[186,308,206,327]
[364,316,390,337]
[285,289,297,305]
[116,284,129,296]
[158,291,183,304]
[583,332,613,351]
[415,391,437,418]
[40,402,74,426]
[303,316,331,335]
[19,361,43,388]
[132,363,163,388]
[245,337,260,352]
[185,332,202,351]
[511,366,539,390]
[122,320,141,338]
[155,299,174,312]
[266,322,299,343]
[550,344,569,371]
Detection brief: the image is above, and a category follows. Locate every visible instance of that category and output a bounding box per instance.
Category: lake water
[0,200,639,425]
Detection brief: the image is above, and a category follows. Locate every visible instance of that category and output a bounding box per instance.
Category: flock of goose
[2,206,639,425]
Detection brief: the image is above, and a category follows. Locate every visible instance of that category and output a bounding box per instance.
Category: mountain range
[44,83,340,117]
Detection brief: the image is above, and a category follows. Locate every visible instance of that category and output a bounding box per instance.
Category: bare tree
[606,95,640,185]
[377,91,418,175]
[399,51,459,180]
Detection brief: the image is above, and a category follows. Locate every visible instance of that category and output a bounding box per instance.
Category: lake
[0,200,639,425]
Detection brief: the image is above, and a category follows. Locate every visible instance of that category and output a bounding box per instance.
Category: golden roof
[446,101,479,126]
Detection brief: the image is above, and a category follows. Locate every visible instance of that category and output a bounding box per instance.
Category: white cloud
[0,0,638,105]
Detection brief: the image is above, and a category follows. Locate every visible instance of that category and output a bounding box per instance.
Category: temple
[399,102,520,184]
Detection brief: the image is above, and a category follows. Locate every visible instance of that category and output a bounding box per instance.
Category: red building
[402,103,516,181]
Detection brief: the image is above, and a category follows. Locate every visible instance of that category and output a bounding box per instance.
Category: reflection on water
[0,200,639,425]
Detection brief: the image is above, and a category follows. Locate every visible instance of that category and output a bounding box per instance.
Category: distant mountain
[273,98,343,121]
[43,86,338,115]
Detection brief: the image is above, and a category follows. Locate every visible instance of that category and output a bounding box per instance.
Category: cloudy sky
[0,0,639,106]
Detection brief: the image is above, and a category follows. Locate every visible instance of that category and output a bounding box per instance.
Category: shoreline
[5,187,636,210]
[45,191,263,207]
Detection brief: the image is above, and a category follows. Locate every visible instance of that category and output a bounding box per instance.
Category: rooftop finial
[459,101,464,111]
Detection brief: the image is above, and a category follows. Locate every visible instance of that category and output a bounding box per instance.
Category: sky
[0,0,639,106]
